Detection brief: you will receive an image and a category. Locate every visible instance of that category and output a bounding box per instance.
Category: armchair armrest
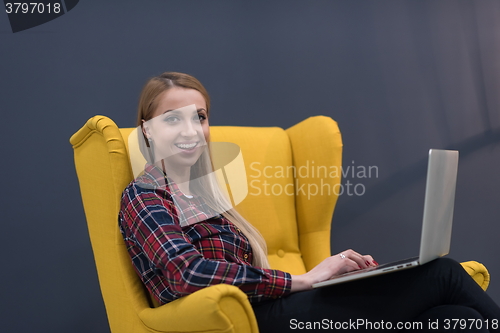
[139,284,259,333]
[461,261,490,291]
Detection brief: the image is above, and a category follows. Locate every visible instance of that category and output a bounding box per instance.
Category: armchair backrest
[70,115,342,332]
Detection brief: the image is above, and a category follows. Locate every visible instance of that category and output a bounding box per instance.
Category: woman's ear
[141,119,151,140]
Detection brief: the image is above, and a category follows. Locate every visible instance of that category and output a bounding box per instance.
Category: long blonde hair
[137,72,270,269]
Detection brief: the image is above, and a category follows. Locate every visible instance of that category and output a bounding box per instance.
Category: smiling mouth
[175,142,198,150]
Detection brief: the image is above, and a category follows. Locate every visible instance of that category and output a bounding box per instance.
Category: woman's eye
[196,114,206,121]
[164,116,180,123]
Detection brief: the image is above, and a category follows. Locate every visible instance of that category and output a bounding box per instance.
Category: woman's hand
[290,249,378,292]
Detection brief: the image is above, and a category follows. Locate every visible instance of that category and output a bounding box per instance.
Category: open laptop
[312,149,459,288]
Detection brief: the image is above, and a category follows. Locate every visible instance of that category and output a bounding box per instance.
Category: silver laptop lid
[419,149,459,264]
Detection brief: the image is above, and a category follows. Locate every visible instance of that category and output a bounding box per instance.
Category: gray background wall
[1,1,499,332]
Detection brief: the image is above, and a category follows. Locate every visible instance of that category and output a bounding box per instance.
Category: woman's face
[143,87,210,170]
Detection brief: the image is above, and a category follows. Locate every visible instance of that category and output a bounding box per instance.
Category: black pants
[252,258,500,332]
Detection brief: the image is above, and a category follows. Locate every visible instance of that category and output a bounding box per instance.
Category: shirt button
[236,228,241,233]
[244,254,249,260]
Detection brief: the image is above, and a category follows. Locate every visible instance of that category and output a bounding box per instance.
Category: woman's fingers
[304,249,379,287]
[338,249,366,268]
[337,249,378,270]
[363,255,378,267]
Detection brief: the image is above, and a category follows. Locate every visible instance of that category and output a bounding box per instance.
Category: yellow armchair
[70,115,489,333]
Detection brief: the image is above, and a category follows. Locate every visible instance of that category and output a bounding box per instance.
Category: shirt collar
[139,164,223,226]
[141,163,193,198]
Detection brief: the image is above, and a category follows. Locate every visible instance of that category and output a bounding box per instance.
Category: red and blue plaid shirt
[119,164,292,305]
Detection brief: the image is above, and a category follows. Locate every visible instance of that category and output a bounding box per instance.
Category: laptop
[312,149,459,288]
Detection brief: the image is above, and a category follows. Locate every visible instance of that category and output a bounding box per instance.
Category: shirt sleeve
[121,184,292,303]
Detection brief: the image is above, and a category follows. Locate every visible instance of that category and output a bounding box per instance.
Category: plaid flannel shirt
[119,164,292,305]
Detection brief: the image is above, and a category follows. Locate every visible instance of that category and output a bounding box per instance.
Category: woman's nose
[180,119,199,137]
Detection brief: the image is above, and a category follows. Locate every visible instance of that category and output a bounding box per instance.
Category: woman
[119,72,500,332]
